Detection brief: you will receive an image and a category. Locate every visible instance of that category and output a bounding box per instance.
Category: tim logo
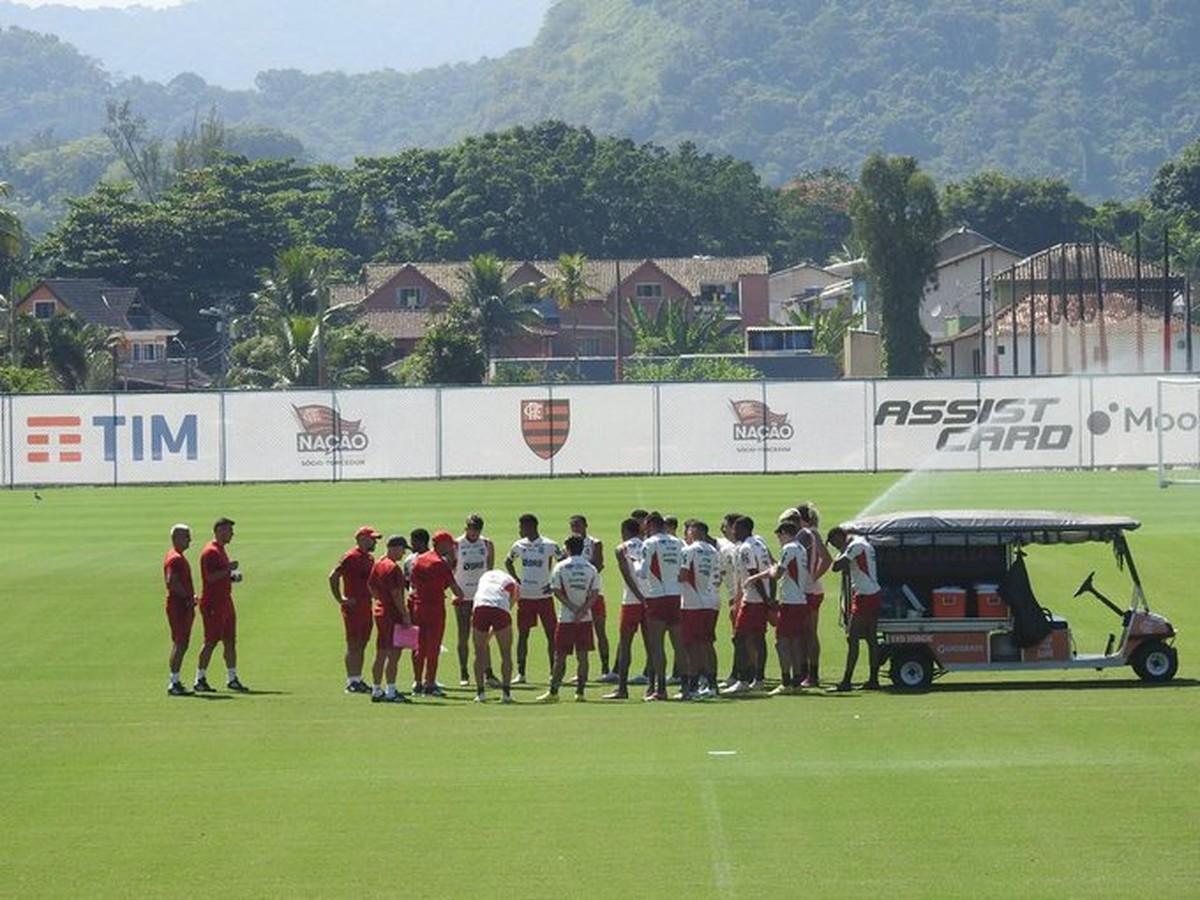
[26,416,83,464]
[26,414,198,463]
[521,399,570,459]
[293,405,369,452]
[730,399,795,441]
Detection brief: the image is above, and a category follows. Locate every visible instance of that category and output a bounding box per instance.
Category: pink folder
[392,623,420,649]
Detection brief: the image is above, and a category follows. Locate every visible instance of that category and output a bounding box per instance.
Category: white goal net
[1157,377,1200,487]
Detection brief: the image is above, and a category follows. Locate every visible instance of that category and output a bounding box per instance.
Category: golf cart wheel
[1131,641,1178,683]
[889,649,933,690]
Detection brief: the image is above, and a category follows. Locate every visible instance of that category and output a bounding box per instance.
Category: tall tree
[104,99,169,201]
[538,252,596,367]
[850,154,943,377]
[455,253,544,377]
[942,171,1093,256]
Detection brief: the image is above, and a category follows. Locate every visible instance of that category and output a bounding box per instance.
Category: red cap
[355,525,381,540]
[431,529,455,545]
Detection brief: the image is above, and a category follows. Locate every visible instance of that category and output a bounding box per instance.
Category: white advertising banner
[869,378,1086,471]
[540,384,655,476]
[10,393,220,485]
[440,386,555,478]
[763,381,872,472]
[1084,375,1199,467]
[870,380,981,471]
[223,389,438,482]
[658,382,774,474]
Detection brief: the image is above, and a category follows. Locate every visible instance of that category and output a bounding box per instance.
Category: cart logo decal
[521,399,570,459]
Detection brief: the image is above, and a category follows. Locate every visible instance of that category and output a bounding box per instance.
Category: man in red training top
[164,523,196,696]
[195,516,248,693]
[329,525,381,694]
[368,534,412,703]
[409,530,465,697]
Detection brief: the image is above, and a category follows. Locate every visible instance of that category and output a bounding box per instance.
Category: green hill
[5,0,1200,202]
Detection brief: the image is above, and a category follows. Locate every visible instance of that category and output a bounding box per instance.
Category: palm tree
[229,248,359,388]
[625,296,740,357]
[455,253,545,379]
[538,252,597,368]
[782,300,864,375]
[13,312,113,391]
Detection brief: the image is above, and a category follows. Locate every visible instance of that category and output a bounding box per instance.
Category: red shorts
[734,601,768,635]
[554,621,595,655]
[776,604,811,639]
[851,592,883,619]
[681,608,718,645]
[807,593,824,611]
[619,603,645,637]
[166,601,195,644]
[341,599,373,644]
[472,606,512,634]
[200,602,235,644]
[414,602,447,629]
[591,594,607,618]
[517,597,557,632]
[644,595,681,627]
[767,605,780,627]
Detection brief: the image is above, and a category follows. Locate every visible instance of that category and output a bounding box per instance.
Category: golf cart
[834,510,1179,690]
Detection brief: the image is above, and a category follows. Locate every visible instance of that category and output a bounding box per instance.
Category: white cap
[170,523,191,536]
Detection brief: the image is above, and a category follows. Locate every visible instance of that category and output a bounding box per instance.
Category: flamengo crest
[521,399,570,459]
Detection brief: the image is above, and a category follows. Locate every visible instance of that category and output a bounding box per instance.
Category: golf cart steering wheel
[1073,571,1096,598]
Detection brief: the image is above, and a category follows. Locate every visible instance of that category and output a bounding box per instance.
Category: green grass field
[1,470,1197,898]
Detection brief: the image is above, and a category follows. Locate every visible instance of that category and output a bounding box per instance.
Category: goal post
[1156,376,1200,487]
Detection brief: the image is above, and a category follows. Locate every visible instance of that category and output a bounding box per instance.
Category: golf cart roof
[838,510,1140,546]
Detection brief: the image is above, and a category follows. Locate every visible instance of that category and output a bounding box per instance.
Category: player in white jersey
[636,511,685,701]
[680,519,721,699]
[746,521,812,694]
[796,502,832,687]
[470,569,518,703]
[716,513,743,686]
[569,514,613,682]
[504,513,562,684]
[537,535,600,702]
[724,516,774,695]
[454,514,495,686]
[827,526,883,693]
[602,517,651,700]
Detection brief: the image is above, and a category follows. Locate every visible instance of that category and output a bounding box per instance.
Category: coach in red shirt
[329,525,380,695]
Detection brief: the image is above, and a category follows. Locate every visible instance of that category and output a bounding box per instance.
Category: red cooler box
[932,586,967,618]
[975,583,1007,618]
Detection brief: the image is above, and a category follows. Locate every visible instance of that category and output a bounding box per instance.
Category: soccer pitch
[1,470,1197,898]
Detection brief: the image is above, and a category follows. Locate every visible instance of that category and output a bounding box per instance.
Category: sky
[15,1,183,7]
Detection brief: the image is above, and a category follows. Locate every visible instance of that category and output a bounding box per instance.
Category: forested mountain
[4,0,1200,208]
[0,0,552,88]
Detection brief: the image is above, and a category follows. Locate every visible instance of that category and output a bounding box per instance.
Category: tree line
[4,119,1200,388]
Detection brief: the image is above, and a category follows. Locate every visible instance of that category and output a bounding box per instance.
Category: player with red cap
[409,529,465,697]
[329,525,381,694]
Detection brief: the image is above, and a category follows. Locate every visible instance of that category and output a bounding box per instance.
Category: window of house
[395,287,423,309]
[143,343,157,362]
[132,343,142,362]
[635,282,662,300]
[34,301,55,320]
[577,336,602,357]
[701,282,740,316]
